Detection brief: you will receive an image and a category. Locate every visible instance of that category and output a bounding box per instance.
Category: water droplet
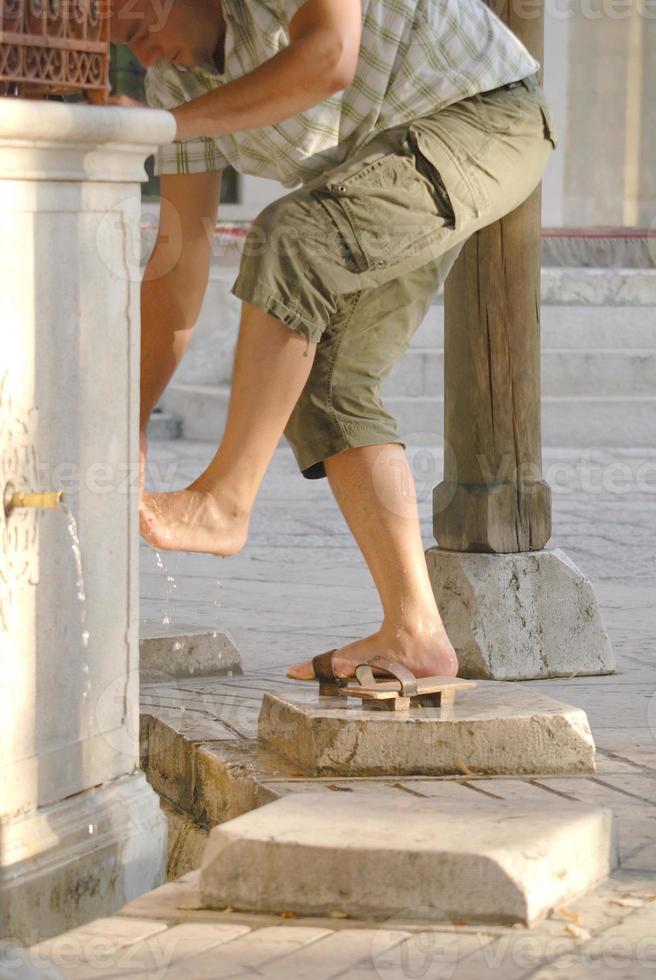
[155,551,175,629]
[88,824,95,835]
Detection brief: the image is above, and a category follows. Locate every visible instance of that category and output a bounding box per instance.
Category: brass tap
[4,489,64,513]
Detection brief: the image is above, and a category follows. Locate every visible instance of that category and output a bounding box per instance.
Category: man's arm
[172,0,362,141]
[140,170,222,436]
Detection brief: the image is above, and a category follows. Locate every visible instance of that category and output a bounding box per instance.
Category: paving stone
[534,777,656,862]
[622,843,656,872]
[30,918,171,976]
[528,903,656,979]
[167,926,335,979]
[333,930,498,980]
[592,729,656,771]
[140,625,242,682]
[41,922,251,980]
[257,682,596,776]
[200,791,616,926]
[141,705,238,743]
[246,928,415,980]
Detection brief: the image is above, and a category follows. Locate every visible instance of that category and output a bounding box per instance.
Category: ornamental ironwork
[0,0,109,100]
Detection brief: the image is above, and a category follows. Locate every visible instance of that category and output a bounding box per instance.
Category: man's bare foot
[139,482,249,555]
[287,621,459,681]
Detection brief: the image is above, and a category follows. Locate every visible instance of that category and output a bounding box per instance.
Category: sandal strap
[354,655,418,695]
[312,649,339,681]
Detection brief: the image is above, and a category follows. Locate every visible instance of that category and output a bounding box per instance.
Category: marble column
[0,98,176,943]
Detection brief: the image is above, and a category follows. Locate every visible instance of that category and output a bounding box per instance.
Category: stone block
[257,681,596,776]
[0,774,166,945]
[425,548,615,680]
[199,791,617,925]
[140,625,242,682]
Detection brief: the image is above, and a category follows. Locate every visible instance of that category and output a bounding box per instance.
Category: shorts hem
[291,429,407,480]
[231,277,324,345]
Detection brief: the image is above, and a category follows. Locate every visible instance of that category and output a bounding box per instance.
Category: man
[109,0,557,686]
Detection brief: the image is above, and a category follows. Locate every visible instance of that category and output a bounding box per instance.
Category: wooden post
[433,1,551,554]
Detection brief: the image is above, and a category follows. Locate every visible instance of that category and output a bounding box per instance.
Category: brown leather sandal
[339,654,476,711]
[289,648,347,696]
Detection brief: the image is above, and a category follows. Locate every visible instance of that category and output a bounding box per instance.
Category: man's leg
[139,300,317,554]
[288,443,458,680]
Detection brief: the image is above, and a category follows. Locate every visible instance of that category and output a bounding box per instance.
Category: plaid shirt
[145,0,539,188]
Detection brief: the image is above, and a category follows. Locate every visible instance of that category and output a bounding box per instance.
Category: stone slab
[199,791,617,926]
[425,548,615,680]
[139,625,242,682]
[257,681,596,776]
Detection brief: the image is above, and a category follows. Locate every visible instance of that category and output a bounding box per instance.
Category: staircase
[159,266,656,449]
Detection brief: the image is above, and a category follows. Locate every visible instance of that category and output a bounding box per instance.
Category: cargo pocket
[405,121,487,228]
[317,143,453,278]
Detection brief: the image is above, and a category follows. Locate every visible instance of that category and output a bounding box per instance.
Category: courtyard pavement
[28,437,656,978]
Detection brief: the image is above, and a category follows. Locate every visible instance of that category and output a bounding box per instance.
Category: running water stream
[60,502,89,649]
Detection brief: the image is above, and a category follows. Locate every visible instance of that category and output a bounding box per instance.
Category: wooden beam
[433,0,551,554]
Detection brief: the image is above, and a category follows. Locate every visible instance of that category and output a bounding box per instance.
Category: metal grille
[0,0,109,100]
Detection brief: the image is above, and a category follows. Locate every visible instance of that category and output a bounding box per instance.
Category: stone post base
[425,547,615,680]
[0,773,166,945]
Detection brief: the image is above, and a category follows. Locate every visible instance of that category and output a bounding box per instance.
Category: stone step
[195,279,656,355]
[161,384,656,448]
[199,790,616,925]
[384,395,656,448]
[257,681,596,777]
[383,348,656,397]
[146,409,182,440]
[411,304,656,349]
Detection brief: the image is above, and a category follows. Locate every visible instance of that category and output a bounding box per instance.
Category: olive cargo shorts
[232,74,558,479]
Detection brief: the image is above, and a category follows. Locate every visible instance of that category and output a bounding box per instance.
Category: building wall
[542,2,655,227]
